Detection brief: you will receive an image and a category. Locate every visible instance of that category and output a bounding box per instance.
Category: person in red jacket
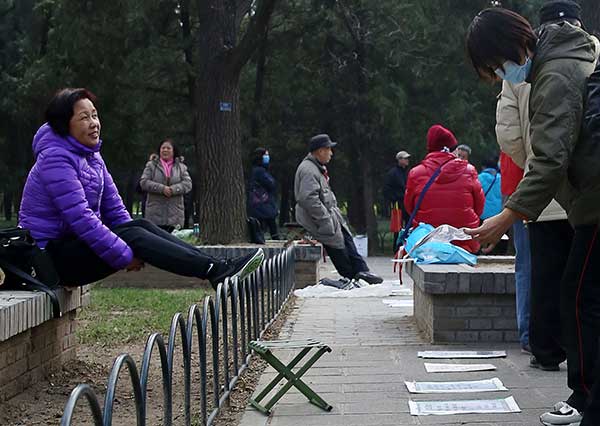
[404,124,485,253]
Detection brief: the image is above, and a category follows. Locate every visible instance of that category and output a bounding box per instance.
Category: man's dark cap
[309,134,337,152]
[539,1,582,24]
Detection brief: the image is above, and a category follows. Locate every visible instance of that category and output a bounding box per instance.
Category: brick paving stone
[239,257,567,426]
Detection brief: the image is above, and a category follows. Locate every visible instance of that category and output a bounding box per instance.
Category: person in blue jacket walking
[478,156,502,220]
[248,148,280,239]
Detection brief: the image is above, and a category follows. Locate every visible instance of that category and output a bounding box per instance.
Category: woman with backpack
[247,148,280,240]
[465,7,600,425]
[18,88,264,290]
[404,124,485,254]
[139,139,192,232]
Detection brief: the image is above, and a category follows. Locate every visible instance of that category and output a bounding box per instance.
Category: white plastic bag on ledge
[403,224,477,266]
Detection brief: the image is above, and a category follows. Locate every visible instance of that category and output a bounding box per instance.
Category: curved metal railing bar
[60,246,295,426]
[139,333,171,424]
[167,312,190,425]
[103,353,144,426]
[60,384,104,426]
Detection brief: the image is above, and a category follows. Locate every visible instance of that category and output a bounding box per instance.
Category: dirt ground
[0,297,296,426]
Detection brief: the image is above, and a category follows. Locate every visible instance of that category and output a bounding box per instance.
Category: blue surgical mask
[494,57,532,84]
[262,154,270,165]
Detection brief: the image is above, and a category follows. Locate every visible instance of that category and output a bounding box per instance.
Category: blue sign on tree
[220,102,232,112]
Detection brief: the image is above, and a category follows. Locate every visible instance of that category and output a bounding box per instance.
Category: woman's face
[160,141,174,161]
[69,98,100,148]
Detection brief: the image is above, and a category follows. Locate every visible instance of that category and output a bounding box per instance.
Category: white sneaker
[540,401,582,425]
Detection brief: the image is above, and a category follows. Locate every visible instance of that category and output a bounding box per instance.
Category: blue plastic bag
[411,241,477,265]
[402,223,477,265]
[403,223,434,253]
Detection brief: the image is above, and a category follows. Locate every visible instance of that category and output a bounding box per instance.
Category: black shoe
[209,248,265,289]
[355,271,383,284]
[319,277,355,290]
[530,355,560,372]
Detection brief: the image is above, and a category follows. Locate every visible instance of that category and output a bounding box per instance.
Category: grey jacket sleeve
[139,162,166,194]
[170,163,193,195]
[296,169,331,226]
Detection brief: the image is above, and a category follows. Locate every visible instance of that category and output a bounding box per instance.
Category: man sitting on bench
[294,134,382,287]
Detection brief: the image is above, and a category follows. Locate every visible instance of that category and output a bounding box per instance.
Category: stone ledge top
[406,257,516,295]
[292,242,322,261]
[0,285,91,342]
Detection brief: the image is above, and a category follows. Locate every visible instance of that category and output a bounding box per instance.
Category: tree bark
[195,68,247,243]
[194,0,277,243]
[251,30,269,139]
[337,1,378,253]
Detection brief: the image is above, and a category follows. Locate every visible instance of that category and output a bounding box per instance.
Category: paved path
[240,257,567,426]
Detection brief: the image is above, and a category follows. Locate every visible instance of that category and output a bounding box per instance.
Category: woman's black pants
[45,219,219,286]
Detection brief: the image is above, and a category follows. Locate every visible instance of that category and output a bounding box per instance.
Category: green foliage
[0,0,556,226]
[78,287,211,344]
[240,0,545,203]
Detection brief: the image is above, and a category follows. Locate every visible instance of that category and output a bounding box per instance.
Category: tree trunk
[195,70,247,243]
[193,0,277,243]
[361,156,378,255]
[251,30,269,139]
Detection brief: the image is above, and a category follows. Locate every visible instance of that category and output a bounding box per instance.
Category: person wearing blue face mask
[466,6,600,426]
[247,147,280,239]
[494,0,593,382]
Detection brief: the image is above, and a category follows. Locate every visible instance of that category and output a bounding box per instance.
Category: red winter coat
[404,151,485,253]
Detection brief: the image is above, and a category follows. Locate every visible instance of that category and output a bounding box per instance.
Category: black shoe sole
[530,362,560,372]
[356,273,384,285]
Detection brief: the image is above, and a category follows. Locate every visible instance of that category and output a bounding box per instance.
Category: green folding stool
[249,338,333,415]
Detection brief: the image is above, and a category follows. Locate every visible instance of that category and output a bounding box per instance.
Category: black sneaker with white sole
[540,401,583,425]
[208,248,265,289]
[355,271,383,284]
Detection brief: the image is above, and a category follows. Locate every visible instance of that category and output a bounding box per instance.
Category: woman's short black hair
[466,8,537,80]
[157,138,180,159]
[252,147,268,166]
[45,88,97,136]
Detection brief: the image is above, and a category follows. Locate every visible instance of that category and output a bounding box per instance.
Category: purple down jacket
[19,123,133,270]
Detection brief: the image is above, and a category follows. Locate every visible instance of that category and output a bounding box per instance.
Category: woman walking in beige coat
[140,139,192,232]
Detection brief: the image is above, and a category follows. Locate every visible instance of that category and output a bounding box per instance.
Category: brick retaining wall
[407,257,517,343]
[0,311,76,401]
[0,287,89,402]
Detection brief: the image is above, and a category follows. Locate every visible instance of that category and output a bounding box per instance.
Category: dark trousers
[560,225,600,411]
[323,227,369,280]
[45,219,220,286]
[260,217,280,240]
[581,339,600,425]
[528,220,571,366]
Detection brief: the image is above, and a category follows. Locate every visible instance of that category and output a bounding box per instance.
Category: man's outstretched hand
[464,208,522,250]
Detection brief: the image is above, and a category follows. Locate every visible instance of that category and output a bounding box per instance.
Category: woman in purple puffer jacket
[19,88,263,288]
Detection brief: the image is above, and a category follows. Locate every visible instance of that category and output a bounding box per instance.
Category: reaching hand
[464,208,521,251]
[163,186,173,197]
[126,257,145,272]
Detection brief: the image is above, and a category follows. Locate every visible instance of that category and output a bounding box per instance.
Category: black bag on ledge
[0,228,62,318]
